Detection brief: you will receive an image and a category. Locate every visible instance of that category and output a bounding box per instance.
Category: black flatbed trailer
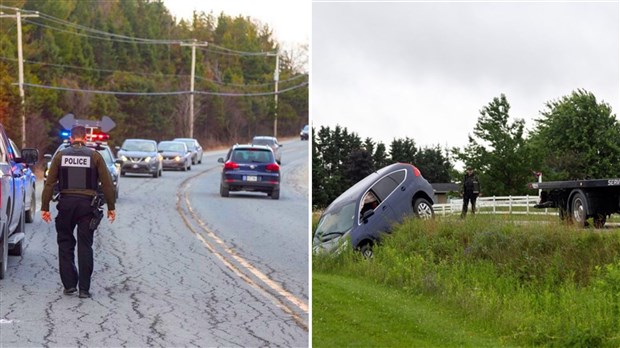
[529,178,620,227]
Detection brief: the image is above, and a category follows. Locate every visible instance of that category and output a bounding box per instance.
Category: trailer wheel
[570,191,588,227]
[594,214,606,229]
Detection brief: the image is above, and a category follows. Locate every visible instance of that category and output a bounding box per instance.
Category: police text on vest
[61,156,91,168]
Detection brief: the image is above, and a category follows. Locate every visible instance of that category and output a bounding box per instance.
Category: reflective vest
[58,145,98,191]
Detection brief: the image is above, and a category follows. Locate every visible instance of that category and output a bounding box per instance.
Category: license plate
[245,175,258,182]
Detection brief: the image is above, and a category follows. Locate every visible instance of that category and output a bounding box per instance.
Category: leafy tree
[373,142,389,169]
[344,148,374,188]
[414,145,453,183]
[528,89,620,181]
[454,94,531,195]
[389,137,416,164]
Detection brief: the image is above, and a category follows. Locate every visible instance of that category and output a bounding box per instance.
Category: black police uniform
[41,142,115,296]
[461,173,480,218]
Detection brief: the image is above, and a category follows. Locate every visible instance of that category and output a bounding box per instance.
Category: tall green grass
[313,215,620,346]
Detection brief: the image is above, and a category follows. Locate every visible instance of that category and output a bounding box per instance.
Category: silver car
[173,138,203,165]
[252,136,282,164]
[158,141,192,171]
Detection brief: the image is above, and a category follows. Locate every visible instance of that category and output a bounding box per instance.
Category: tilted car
[300,125,309,140]
[217,144,281,199]
[251,136,282,164]
[313,163,435,257]
[116,139,163,178]
[9,139,37,223]
[173,138,203,165]
[0,123,37,279]
[44,141,121,201]
[158,141,192,171]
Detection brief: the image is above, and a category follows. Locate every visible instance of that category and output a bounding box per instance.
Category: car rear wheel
[25,188,36,223]
[570,191,588,227]
[220,185,229,197]
[271,189,280,200]
[413,198,434,220]
[121,171,126,177]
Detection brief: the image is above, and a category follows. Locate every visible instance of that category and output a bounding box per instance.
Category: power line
[0,56,306,87]
[18,81,308,96]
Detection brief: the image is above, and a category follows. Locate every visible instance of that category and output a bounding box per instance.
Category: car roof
[252,136,277,140]
[173,138,196,141]
[232,144,272,151]
[123,139,156,143]
[326,163,415,210]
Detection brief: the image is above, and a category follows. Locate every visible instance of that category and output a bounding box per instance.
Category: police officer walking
[41,125,116,299]
[461,165,480,218]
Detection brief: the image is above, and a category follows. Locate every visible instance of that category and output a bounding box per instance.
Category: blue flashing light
[60,130,70,138]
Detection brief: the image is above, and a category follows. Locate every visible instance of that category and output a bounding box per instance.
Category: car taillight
[413,166,421,177]
[224,161,239,170]
[266,163,279,172]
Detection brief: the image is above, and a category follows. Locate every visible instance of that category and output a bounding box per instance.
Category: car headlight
[120,155,128,162]
[144,156,152,163]
[174,156,181,162]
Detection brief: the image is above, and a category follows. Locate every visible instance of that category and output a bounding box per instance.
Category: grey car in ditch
[313,163,435,258]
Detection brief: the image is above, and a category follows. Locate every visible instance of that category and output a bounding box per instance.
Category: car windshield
[231,149,273,163]
[123,141,156,152]
[302,125,309,132]
[159,142,185,152]
[314,201,356,242]
[176,140,195,150]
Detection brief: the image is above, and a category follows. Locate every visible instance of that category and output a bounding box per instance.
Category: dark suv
[116,139,163,178]
[217,144,281,199]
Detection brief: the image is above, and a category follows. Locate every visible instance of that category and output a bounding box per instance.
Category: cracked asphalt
[0,139,309,347]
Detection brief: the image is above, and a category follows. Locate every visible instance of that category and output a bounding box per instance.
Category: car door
[7,140,25,233]
[356,174,402,241]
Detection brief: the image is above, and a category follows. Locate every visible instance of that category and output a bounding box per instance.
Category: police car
[44,141,120,200]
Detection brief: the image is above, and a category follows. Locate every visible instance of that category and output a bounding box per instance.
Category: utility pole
[180,39,208,138]
[0,8,39,148]
[273,52,279,137]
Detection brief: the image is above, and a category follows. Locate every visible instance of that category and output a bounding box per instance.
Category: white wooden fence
[433,195,556,216]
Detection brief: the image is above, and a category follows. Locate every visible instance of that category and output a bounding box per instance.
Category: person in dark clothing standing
[41,125,116,299]
[461,166,480,218]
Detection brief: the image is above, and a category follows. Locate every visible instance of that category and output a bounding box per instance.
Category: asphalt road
[0,139,309,347]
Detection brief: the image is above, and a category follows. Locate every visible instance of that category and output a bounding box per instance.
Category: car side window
[371,169,407,201]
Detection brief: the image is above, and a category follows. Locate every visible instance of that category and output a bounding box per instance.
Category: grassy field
[312,215,620,347]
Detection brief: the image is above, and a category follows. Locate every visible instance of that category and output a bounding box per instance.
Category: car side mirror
[362,209,375,224]
[20,148,39,165]
[217,158,224,163]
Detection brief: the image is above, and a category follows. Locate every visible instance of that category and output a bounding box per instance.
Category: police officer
[461,166,480,218]
[41,125,116,299]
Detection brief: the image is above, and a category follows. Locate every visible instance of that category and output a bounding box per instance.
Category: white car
[252,136,282,164]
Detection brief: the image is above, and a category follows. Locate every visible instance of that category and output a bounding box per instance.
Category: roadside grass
[313,272,515,348]
[313,215,620,347]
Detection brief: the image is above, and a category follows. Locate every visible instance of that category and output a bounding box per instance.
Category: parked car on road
[252,136,282,164]
[158,141,192,171]
[45,141,121,200]
[0,124,38,279]
[218,144,281,199]
[312,163,435,258]
[173,138,203,165]
[116,139,163,178]
[300,125,309,140]
[9,139,37,223]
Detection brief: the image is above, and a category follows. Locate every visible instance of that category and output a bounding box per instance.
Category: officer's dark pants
[461,194,477,218]
[55,195,95,291]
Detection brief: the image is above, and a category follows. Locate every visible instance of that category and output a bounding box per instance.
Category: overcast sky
[161,0,309,52]
[312,1,620,153]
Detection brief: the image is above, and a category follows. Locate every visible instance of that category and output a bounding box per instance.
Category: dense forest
[0,0,308,156]
[313,90,620,209]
